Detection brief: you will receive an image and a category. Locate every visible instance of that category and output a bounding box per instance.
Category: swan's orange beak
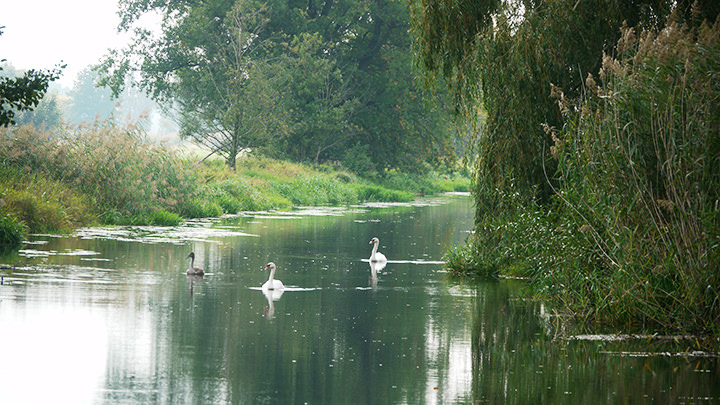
[264,264,270,270]
[369,240,373,244]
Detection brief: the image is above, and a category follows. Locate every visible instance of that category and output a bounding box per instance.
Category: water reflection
[262,288,284,319]
[187,274,203,295]
[368,260,385,290]
[0,195,717,403]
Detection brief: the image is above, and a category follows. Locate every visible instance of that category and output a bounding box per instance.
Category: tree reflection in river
[0,195,717,404]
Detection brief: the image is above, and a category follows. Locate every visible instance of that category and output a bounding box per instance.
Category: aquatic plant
[0,168,96,234]
[0,212,25,245]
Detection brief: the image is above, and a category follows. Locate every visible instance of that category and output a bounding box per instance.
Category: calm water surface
[0,195,717,404]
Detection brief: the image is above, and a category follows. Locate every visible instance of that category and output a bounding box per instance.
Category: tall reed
[452,18,720,337]
[0,121,199,223]
[543,19,720,333]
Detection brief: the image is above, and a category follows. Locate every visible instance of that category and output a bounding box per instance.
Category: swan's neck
[267,267,276,283]
[370,242,378,260]
[189,256,195,270]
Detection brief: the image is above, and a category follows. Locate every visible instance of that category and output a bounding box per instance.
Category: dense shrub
[0,213,25,245]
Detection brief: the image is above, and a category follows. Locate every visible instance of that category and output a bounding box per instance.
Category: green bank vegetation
[413,1,719,342]
[0,122,469,244]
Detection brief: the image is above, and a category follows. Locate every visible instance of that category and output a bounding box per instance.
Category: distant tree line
[1,62,176,135]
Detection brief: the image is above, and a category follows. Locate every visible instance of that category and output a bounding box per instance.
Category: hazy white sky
[2,0,130,87]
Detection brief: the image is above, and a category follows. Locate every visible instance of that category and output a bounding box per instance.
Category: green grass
[0,167,96,235]
[0,123,470,237]
[0,213,26,245]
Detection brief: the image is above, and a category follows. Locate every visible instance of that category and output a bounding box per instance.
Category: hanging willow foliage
[410,0,716,211]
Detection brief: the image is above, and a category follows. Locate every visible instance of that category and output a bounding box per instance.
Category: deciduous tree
[1,27,64,127]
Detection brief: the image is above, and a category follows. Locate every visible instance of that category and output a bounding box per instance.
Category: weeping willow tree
[413,0,719,203]
[411,0,693,209]
[411,1,720,337]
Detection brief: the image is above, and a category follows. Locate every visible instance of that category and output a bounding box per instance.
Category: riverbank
[444,21,720,348]
[0,122,469,244]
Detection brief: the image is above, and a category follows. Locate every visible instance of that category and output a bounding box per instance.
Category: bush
[0,213,26,245]
[0,170,96,233]
[352,184,414,202]
[147,209,182,226]
[179,198,224,219]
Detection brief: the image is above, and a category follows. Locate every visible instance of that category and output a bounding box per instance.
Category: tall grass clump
[541,20,720,333]
[0,167,96,234]
[0,121,199,224]
[270,174,358,205]
[0,199,26,245]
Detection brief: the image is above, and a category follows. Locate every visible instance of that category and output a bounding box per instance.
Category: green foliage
[416,0,720,335]
[446,17,720,336]
[443,240,491,277]
[0,122,198,223]
[1,27,65,127]
[342,143,375,174]
[540,20,720,332]
[0,121,463,238]
[12,92,63,129]
[0,212,26,245]
[411,0,713,208]
[0,168,96,234]
[98,0,458,173]
[147,209,183,226]
[351,184,414,203]
[179,198,224,219]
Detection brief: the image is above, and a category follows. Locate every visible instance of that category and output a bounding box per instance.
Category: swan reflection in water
[262,287,284,319]
[187,274,204,295]
[369,259,386,289]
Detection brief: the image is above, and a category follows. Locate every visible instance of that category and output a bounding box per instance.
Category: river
[0,194,717,403]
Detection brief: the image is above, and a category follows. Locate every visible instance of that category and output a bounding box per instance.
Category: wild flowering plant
[0,120,200,223]
[546,18,720,332]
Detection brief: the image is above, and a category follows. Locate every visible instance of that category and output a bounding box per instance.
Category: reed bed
[449,19,720,338]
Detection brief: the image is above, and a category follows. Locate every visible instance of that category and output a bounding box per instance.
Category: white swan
[262,262,285,290]
[369,237,387,262]
[186,252,205,275]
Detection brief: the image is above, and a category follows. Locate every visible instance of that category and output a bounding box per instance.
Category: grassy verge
[0,122,469,243]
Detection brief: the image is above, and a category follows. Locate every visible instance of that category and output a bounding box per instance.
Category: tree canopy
[1,27,64,127]
[98,0,456,172]
[410,0,720,204]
